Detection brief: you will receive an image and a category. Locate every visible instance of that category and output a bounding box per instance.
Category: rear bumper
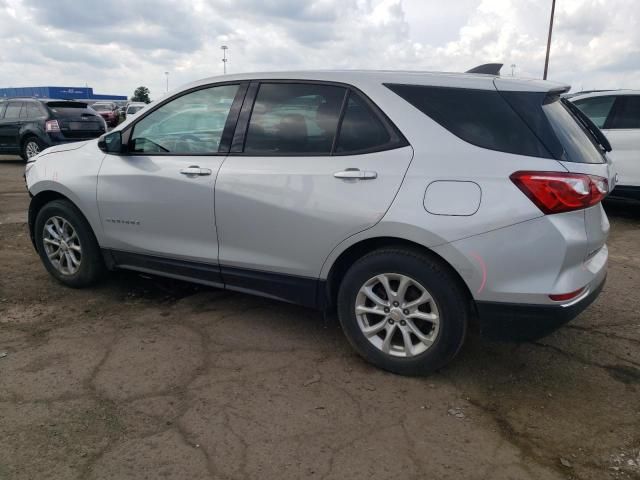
[476,273,606,341]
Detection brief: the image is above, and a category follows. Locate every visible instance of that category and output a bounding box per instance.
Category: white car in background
[571,90,640,201]
[125,102,147,119]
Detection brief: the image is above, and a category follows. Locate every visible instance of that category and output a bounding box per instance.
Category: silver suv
[25,70,614,375]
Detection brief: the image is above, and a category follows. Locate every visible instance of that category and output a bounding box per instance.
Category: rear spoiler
[466,63,503,75]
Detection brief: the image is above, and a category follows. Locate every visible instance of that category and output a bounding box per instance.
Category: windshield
[91,104,111,111]
[128,106,144,114]
[542,99,605,164]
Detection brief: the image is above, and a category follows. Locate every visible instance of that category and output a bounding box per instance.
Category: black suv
[0,98,107,160]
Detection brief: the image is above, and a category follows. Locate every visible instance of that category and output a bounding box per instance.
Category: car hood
[38,140,92,158]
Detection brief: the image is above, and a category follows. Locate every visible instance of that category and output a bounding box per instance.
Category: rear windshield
[46,101,87,109]
[46,101,98,119]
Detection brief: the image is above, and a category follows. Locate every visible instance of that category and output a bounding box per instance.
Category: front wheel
[34,200,105,287]
[337,248,468,376]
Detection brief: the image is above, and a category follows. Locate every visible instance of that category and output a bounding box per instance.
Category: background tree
[131,86,151,103]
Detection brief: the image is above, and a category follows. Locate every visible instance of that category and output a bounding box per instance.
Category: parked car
[0,98,106,160]
[124,102,146,119]
[570,90,640,201]
[90,102,120,127]
[24,69,614,375]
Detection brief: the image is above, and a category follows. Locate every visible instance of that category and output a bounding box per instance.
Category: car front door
[97,82,246,277]
[602,95,640,187]
[214,81,413,305]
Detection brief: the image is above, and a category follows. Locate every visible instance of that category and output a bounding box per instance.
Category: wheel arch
[28,190,94,251]
[323,236,475,313]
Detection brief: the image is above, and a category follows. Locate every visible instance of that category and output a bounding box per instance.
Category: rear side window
[572,96,615,128]
[4,102,23,119]
[244,83,345,155]
[386,84,551,158]
[26,103,44,119]
[335,92,391,153]
[606,95,640,129]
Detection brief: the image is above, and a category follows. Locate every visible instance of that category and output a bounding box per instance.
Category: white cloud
[0,0,638,100]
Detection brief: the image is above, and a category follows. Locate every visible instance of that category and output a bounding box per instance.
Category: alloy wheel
[42,216,82,275]
[25,141,41,159]
[355,273,440,358]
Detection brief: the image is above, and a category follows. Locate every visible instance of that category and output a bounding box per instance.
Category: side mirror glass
[98,131,123,154]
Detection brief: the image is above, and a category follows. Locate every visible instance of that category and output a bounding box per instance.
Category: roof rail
[465,63,503,75]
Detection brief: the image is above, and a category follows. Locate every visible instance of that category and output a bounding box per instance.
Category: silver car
[25,69,614,375]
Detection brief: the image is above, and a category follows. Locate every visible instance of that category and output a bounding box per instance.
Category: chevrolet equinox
[25,69,614,375]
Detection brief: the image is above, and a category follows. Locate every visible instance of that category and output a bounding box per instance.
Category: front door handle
[180,166,212,176]
[334,168,377,180]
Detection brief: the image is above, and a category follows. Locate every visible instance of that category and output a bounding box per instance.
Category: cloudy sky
[1,0,638,100]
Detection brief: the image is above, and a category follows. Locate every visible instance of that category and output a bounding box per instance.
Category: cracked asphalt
[1,157,639,480]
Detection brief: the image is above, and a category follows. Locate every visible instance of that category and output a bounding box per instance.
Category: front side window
[606,95,640,129]
[4,102,23,119]
[572,96,615,128]
[244,83,345,155]
[335,92,391,153]
[130,84,239,154]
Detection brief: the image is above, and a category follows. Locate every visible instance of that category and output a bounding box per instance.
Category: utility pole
[165,71,169,92]
[543,0,556,80]
[221,45,228,74]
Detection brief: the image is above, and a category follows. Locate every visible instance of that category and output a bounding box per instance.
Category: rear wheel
[34,200,105,287]
[337,248,468,375]
[21,136,45,160]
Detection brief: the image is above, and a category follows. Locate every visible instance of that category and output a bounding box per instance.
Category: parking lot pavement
[0,156,638,480]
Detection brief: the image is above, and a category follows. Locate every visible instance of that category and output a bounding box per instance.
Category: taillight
[45,120,60,132]
[510,171,608,214]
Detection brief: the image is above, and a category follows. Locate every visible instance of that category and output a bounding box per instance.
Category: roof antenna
[465,63,503,75]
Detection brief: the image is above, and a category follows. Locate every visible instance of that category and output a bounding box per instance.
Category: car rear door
[214,81,413,303]
[97,82,247,278]
[601,95,640,188]
[0,102,24,153]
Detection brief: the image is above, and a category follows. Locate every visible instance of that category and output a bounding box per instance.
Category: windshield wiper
[561,98,612,152]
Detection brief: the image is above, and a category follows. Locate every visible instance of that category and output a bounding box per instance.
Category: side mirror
[98,131,123,154]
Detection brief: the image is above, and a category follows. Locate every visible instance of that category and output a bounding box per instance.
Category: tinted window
[131,84,239,154]
[386,84,550,158]
[4,102,23,119]
[335,92,390,153]
[542,98,604,164]
[572,96,615,128]
[26,103,43,119]
[244,83,345,155]
[607,96,640,129]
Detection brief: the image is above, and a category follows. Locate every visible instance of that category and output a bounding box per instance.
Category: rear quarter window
[385,84,551,158]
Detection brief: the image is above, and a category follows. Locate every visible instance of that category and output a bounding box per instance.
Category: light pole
[164,71,169,92]
[510,64,516,76]
[543,0,556,80]
[221,45,228,74]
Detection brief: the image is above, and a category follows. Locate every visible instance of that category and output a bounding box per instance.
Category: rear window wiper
[561,98,612,152]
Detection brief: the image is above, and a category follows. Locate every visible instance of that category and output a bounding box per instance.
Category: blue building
[0,86,126,101]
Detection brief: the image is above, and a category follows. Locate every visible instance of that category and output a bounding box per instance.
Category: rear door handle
[180,166,212,176]
[334,168,377,180]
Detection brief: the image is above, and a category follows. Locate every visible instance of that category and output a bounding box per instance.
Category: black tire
[337,248,468,376]
[21,136,45,161]
[34,199,105,287]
